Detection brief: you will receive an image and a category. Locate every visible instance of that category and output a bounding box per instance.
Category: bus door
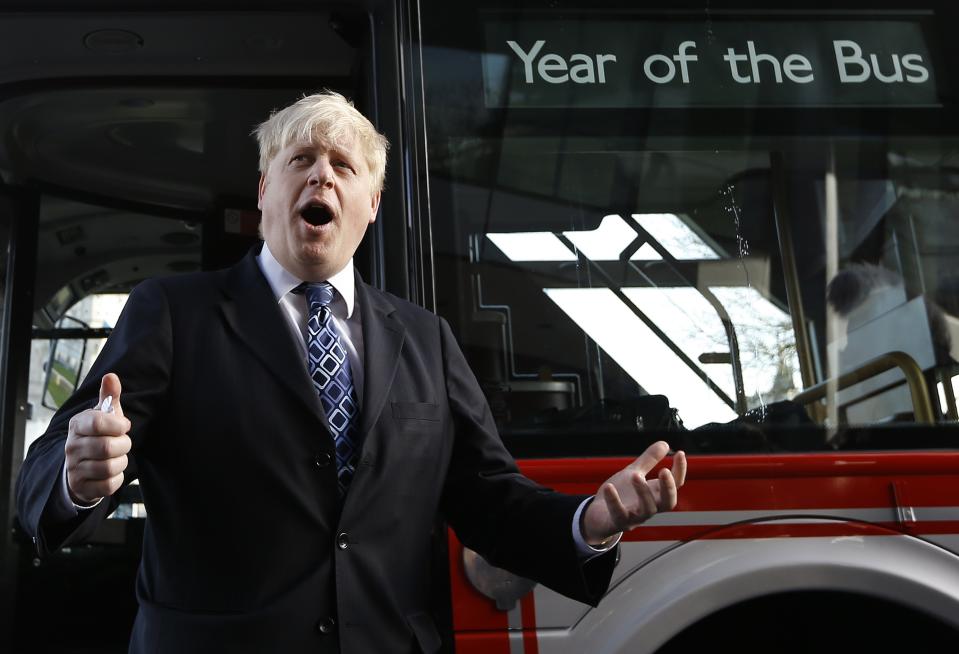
[414,1,959,652]
[0,6,406,653]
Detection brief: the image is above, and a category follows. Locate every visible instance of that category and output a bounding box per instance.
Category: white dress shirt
[257,242,364,404]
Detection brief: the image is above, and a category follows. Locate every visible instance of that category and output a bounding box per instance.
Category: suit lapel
[218,250,329,430]
[355,277,406,443]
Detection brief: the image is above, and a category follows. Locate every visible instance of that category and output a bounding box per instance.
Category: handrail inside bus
[792,351,935,425]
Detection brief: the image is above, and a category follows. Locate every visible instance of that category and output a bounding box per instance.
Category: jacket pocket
[406,611,442,653]
[391,401,441,421]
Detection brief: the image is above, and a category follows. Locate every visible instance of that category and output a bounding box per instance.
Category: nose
[308,157,334,188]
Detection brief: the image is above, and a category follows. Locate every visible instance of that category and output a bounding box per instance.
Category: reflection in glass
[632,213,721,260]
[486,232,577,262]
[544,287,737,428]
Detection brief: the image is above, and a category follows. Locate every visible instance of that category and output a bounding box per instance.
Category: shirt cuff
[59,463,103,515]
[572,497,622,559]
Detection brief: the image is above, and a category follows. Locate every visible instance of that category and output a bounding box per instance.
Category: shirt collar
[256,241,356,318]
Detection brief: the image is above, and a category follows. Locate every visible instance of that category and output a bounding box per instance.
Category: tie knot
[296,282,335,310]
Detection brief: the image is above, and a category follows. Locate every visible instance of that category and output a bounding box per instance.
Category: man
[16,92,686,653]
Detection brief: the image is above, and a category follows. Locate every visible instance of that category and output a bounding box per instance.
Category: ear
[368,190,382,224]
[257,172,267,210]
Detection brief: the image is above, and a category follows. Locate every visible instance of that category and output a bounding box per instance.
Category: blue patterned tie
[296,282,360,495]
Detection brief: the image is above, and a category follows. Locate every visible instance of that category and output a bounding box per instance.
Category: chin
[295,253,339,278]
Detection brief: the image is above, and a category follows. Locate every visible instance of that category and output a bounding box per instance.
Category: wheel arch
[566,525,959,653]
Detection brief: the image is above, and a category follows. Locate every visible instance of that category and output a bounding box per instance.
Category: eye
[289,153,312,165]
[333,159,355,173]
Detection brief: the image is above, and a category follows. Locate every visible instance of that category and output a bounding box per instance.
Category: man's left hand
[582,441,687,545]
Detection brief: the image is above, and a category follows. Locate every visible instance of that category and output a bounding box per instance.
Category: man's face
[257,134,381,281]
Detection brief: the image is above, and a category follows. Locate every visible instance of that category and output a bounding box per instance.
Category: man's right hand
[64,373,132,505]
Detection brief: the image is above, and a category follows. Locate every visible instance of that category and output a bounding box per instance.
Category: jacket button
[314,452,332,468]
[336,532,350,550]
[315,617,336,634]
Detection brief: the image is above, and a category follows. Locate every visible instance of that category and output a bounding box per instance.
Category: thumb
[98,373,124,418]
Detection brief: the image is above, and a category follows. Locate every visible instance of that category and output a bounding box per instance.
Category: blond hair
[253,91,389,193]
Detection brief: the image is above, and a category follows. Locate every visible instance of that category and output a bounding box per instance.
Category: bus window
[24,193,205,451]
[420,3,959,444]
[28,291,132,454]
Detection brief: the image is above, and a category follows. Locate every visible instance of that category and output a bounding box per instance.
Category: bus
[2,0,959,652]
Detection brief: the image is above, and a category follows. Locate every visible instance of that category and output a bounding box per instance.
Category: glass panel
[25,193,201,455]
[42,316,87,411]
[26,296,124,453]
[421,1,959,446]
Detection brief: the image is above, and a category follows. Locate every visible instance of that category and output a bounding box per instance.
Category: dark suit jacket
[16,249,616,653]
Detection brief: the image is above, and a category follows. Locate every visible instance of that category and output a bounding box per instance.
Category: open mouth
[300,204,334,227]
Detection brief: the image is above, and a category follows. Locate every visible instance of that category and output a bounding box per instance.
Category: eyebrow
[283,141,360,169]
